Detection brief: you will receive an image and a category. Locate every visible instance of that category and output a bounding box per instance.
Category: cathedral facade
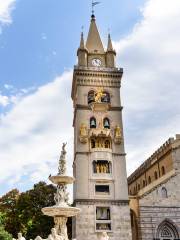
[128,135,180,240]
[71,14,132,240]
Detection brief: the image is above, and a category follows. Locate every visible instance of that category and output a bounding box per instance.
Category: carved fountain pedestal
[42,143,80,240]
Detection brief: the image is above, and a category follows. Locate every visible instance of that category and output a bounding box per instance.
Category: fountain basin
[42,206,80,217]
[49,175,75,184]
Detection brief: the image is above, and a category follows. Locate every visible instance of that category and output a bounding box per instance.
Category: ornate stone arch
[155,219,179,240]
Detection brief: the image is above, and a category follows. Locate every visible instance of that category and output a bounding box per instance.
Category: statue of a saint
[103,164,107,173]
[100,164,104,173]
[79,123,87,137]
[115,125,122,138]
[96,164,100,173]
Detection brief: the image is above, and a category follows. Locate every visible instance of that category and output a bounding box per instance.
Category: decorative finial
[81,25,84,33]
[92,1,101,18]
[58,143,67,175]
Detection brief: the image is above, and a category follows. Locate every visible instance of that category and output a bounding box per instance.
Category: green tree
[0,189,20,237]
[16,182,56,239]
[0,212,12,240]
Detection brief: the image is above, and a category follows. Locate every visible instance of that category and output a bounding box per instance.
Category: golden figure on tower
[95,88,106,103]
[114,125,122,144]
[79,123,88,143]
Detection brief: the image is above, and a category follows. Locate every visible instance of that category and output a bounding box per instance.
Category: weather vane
[92,0,101,15]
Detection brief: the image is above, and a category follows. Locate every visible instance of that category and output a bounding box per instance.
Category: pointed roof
[77,32,88,55]
[80,32,85,49]
[107,33,116,54]
[86,15,104,54]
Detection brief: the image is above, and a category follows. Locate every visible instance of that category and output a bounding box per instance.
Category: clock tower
[72,14,132,240]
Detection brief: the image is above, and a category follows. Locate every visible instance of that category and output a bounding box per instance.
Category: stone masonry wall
[73,203,132,240]
[138,172,180,240]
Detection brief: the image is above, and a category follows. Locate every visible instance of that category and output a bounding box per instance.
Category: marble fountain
[42,143,80,240]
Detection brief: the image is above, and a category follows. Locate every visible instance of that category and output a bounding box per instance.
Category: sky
[0,0,180,196]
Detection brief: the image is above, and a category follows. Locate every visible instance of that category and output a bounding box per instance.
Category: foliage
[0,189,20,237]
[0,212,12,240]
[0,182,56,239]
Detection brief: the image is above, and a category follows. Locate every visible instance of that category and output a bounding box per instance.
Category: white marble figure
[54,185,69,206]
[54,217,68,240]
[48,228,64,240]
[35,236,43,240]
[58,143,67,175]
[99,232,109,240]
[17,233,26,240]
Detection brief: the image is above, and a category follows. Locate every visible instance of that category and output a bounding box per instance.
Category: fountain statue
[42,143,80,240]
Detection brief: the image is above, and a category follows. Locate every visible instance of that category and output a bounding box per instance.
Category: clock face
[92,58,102,67]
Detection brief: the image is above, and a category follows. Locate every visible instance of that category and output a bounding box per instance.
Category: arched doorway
[130,209,138,240]
[156,220,179,240]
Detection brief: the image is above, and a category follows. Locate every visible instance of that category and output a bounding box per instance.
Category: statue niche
[93,160,111,174]
[89,89,111,112]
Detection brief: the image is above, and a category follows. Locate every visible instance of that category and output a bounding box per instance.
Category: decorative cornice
[73,199,129,206]
[71,67,123,99]
[74,152,126,160]
[128,138,174,184]
[75,104,123,111]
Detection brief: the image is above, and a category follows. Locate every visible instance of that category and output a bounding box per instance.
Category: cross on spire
[92,1,101,16]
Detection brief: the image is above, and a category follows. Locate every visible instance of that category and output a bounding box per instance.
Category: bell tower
[72,14,132,240]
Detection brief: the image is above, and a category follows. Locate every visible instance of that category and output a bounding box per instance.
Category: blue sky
[0,0,145,89]
[0,0,180,197]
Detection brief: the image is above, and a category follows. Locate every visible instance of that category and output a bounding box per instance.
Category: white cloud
[0,94,9,106]
[114,0,180,174]
[0,71,73,194]
[0,0,16,25]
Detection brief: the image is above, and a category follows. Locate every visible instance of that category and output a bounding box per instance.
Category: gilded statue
[115,125,122,138]
[79,123,87,137]
[95,88,106,103]
[96,164,100,173]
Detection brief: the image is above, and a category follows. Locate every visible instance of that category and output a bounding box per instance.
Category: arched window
[148,176,151,184]
[138,184,140,191]
[161,166,165,176]
[88,91,95,104]
[101,92,110,103]
[103,118,110,129]
[90,117,96,128]
[161,187,168,198]
[154,171,158,180]
[130,190,132,195]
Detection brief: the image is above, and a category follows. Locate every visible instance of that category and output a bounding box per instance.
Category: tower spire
[86,13,104,54]
[79,31,85,49]
[107,33,116,53]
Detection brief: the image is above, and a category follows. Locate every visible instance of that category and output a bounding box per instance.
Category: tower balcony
[90,148,112,159]
[89,128,112,138]
[90,102,110,112]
